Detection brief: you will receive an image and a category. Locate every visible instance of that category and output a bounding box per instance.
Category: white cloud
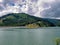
[0,0,3,2]
[1,0,60,19]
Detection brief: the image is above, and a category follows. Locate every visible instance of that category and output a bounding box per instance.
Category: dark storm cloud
[41,0,60,18]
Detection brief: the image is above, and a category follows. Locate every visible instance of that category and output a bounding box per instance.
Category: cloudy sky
[0,0,60,19]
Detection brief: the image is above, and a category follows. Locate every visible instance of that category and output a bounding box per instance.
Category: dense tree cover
[0,13,60,27]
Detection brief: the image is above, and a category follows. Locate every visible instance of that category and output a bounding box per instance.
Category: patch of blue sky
[31,0,38,2]
[0,6,4,11]
[8,2,15,6]
[22,0,25,2]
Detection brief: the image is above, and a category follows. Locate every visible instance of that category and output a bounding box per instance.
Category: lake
[0,27,60,45]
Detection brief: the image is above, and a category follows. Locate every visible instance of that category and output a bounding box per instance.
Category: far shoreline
[0,26,59,29]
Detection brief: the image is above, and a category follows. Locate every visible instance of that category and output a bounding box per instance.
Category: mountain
[0,13,60,27]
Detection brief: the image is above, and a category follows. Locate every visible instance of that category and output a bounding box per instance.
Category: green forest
[0,13,60,27]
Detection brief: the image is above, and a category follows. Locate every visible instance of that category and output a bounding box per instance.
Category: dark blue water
[0,27,60,45]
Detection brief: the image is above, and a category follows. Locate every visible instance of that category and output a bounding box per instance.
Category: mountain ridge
[0,13,60,27]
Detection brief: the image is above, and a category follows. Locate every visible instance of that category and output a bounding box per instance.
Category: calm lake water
[0,27,60,45]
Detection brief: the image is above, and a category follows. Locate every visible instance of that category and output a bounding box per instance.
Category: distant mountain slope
[0,13,59,27]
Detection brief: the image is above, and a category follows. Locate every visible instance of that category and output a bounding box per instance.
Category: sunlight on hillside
[26,24,39,28]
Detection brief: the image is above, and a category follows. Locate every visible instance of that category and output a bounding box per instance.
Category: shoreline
[0,26,59,28]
